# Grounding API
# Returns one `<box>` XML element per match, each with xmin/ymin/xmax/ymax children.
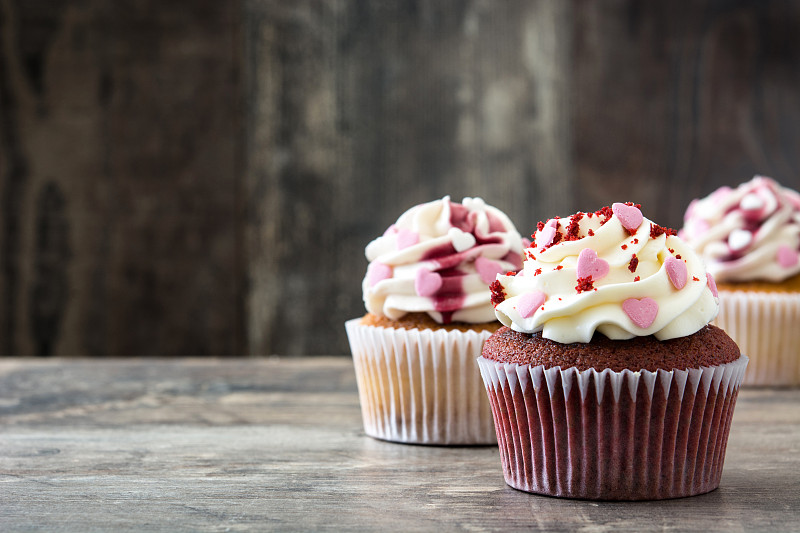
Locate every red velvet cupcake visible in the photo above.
<box><xmin>478</xmin><ymin>204</ymin><xmax>748</xmax><ymax>500</ymax></box>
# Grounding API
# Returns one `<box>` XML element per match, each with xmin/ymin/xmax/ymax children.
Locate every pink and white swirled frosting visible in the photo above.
<box><xmin>492</xmin><ymin>204</ymin><xmax>720</xmax><ymax>343</ymax></box>
<box><xmin>363</xmin><ymin>196</ymin><xmax>525</xmax><ymax>324</ymax></box>
<box><xmin>680</xmin><ymin>176</ymin><xmax>800</xmax><ymax>282</ymax></box>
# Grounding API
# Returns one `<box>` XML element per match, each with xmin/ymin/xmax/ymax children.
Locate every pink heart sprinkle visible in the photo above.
<box><xmin>536</xmin><ymin>220</ymin><xmax>558</xmax><ymax>249</ymax></box>
<box><xmin>777</xmin><ymin>245</ymin><xmax>799</xmax><ymax>269</ymax></box>
<box><xmin>475</xmin><ymin>257</ymin><xmax>505</xmax><ymax>284</ymax></box>
<box><xmin>612</xmin><ymin>203</ymin><xmax>644</xmax><ymax>233</ymax></box>
<box><xmin>576</xmin><ymin>248</ymin><xmax>609</xmax><ymax>281</ymax></box>
<box><xmin>367</xmin><ymin>262</ymin><xmax>392</xmax><ymax>287</ymax></box>
<box><xmin>415</xmin><ymin>269</ymin><xmax>442</xmax><ymax>297</ymax></box>
<box><xmin>622</xmin><ymin>297</ymin><xmax>658</xmax><ymax>329</ymax></box>
<box><xmin>707</xmin><ymin>273</ymin><xmax>718</xmax><ymax>297</ymax></box>
<box><xmin>396</xmin><ymin>229</ymin><xmax>419</xmax><ymax>250</ymax></box>
<box><xmin>517</xmin><ymin>291</ymin><xmax>546</xmax><ymax>319</ymax></box>
<box><xmin>665</xmin><ymin>257</ymin><xmax>687</xmax><ymax>290</ymax></box>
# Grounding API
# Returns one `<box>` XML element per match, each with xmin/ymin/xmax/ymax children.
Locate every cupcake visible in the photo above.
<box><xmin>681</xmin><ymin>176</ymin><xmax>800</xmax><ymax>386</ymax></box>
<box><xmin>345</xmin><ymin>196</ymin><xmax>525</xmax><ymax>444</ymax></box>
<box><xmin>478</xmin><ymin>204</ymin><xmax>748</xmax><ymax>499</ymax></box>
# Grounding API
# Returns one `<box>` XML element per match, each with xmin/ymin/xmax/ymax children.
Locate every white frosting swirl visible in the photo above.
<box><xmin>680</xmin><ymin>176</ymin><xmax>800</xmax><ymax>282</ymax></box>
<box><xmin>494</xmin><ymin>205</ymin><xmax>719</xmax><ymax>343</ymax></box>
<box><xmin>363</xmin><ymin>196</ymin><xmax>525</xmax><ymax>324</ymax></box>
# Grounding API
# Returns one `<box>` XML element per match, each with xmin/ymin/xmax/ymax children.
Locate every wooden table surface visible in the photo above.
<box><xmin>1</xmin><ymin>357</ymin><xmax>798</xmax><ymax>532</ymax></box>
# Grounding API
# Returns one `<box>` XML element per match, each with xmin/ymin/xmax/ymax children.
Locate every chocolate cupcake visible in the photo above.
<box><xmin>478</xmin><ymin>204</ymin><xmax>748</xmax><ymax>499</ymax></box>
<box><xmin>681</xmin><ymin>176</ymin><xmax>800</xmax><ymax>385</ymax></box>
<box><xmin>346</xmin><ymin>196</ymin><xmax>525</xmax><ymax>444</ymax></box>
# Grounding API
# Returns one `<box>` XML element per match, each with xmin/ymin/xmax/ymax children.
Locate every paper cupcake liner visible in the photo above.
<box><xmin>345</xmin><ymin>318</ymin><xmax>496</xmax><ymax>445</ymax></box>
<box><xmin>477</xmin><ymin>355</ymin><xmax>748</xmax><ymax>500</ymax></box>
<box><xmin>714</xmin><ymin>290</ymin><xmax>800</xmax><ymax>386</ymax></box>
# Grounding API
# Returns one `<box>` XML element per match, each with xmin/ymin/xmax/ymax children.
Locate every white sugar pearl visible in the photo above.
<box><xmin>728</xmin><ymin>229</ymin><xmax>753</xmax><ymax>251</ymax></box>
<box><xmin>740</xmin><ymin>193</ymin><xmax>764</xmax><ymax>211</ymax></box>
<box><xmin>448</xmin><ymin>227</ymin><xmax>476</xmax><ymax>252</ymax></box>
<box><xmin>461</xmin><ymin>197</ymin><xmax>486</xmax><ymax>211</ymax></box>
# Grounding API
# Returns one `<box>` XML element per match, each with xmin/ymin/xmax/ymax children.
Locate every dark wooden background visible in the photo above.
<box><xmin>1</xmin><ymin>1</ymin><xmax>799</xmax><ymax>355</ymax></box>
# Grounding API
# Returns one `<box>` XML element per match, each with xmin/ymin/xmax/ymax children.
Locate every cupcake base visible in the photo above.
<box><xmin>714</xmin><ymin>290</ymin><xmax>800</xmax><ymax>386</ymax></box>
<box><xmin>478</xmin><ymin>355</ymin><xmax>748</xmax><ymax>500</ymax></box>
<box><xmin>346</xmin><ymin>318</ymin><xmax>496</xmax><ymax>445</ymax></box>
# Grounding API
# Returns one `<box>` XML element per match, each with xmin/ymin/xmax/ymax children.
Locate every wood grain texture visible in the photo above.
<box><xmin>247</xmin><ymin>0</ymin><xmax>800</xmax><ymax>355</ymax></box>
<box><xmin>0</xmin><ymin>1</ymin><xmax>244</xmax><ymax>355</ymax></box>
<box><xmin>573</xmin><ymin>0</ymin><xmax>800</xmax><ymax>227</ymax></box>
<box><xmin>1</xmin><ymin>357</ymin><xmax>799</xmax><ymax>532</ymax></box>
<box><xmin>244</xmin><ymin>0</ymin><xmax>574</xmax><ymax>355</ymax></box>
<box><xmin>3</xmin><ymin>2</ymin><xmax>800</xmax><ymax>356</ymax></box>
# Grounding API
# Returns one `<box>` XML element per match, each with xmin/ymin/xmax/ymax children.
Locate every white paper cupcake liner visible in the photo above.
<box><xmin>715</xmin><ymin>290</ymin><xmax>800</xmax><ymax>386</ymax></box>
<box><xmin>477</xmin><ymin>354</ymin><xmax>748</xmax><ymax>500</ymax></box>
<box><xmin>345</xmin><ymin>318</ymin><xmax>496</xmax><ymax>445</ymax></box>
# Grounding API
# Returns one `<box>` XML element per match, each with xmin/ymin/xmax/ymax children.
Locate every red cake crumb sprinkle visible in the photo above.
<box><xmin>595</xmin><ymin>206</ymin><xmax>614</xmax><ymax>225</ymax></box>
<box><xmin>676</xmin><ymin>254</ymin><xmax>682</xmax><ymax>260</ymax></box>
<box><xmin>534</xmin><ymin>268</ymin><xmax>542</xmax><ymax>276</ymax></box>
<box><xmin>650</xmin><ymin>223</ymin><xmax>678</xmax><ymax>239</ymax></box>
<box><xmin>633</xmin><ymin>238</ymin><xmax>639</xmax><ymax>244</ymax></box>
<box><xmin>490</xmin><ymin>280</ymin><xmax>506</xmax><ymax>307</ymax></box>
<box><xmin>506</xmin><ymin>271</ymin><xmax>517</xmax><ymax>276</ymax></box>
<box><xmin>634</xmin><ymin>276</ymin><xmax>641</xmax><ymax>282</ymax></box>
<box><xmin>587</xmin><ymin>229</ymin><xmax>595</xmax><ymax>236</ymax></box>
<box><xmin>628</xmin><ymin>254</ymin><xmax>639</xmax><ymax>273</ymax></box>
<box><xmin>576</xmin><ymin>276</ymin><xmax>595</xmax><ymax>293</ymax></box>
<box><xmin>669</xmin><ymin>248</ymin><xmax>675</xmax><ymax>254</ymax></box>
<box><xmin>621</xmin><ymin>244</ymin><xmax>628</xmax><ymax>250</ymax></box>
<box><xmin>550</xmin><ymin>231</ymin><xmax>563</xmax><ymax>246</ymax></box>
<box><xmin>564</xmin><ymin>213</ymin><xmax>584</xmax><ymax>241</ymax></box>
<box><xmin>536</xmin><ymin>221</ymin><xmax>545</xmax><ymax>232</ymax></box>
<box><xmin>555</xmin><ymin>265</ymin><xmax>563</xmax><ymax>270</ymax></box>
<box><xmin>693</xmin><ymin>276</ymin><xmax>700</xmax><ymax>281</ymax></box>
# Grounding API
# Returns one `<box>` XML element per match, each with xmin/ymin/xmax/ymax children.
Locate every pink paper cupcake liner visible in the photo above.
<box><xmin>477</xmin><ymin>355</ymin><xmax>748</xmax><ymax>500</ymax></box>
<box><xmin>345</xmin><ymin>318</ymin><xmax>496</xmax><ymax>445</ymax></box>
<box><xmin>714</xmin><ymin>290</ymin><xmax>800</xmax><ymax>386</ymax></box>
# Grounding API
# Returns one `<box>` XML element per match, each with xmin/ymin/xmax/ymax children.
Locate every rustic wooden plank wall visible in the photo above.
<box><xmin>0</xmin><ymin>1</ymin><xmax>244</xmax><ymax>355</ymax></box>
<box><xmin>245</xmin><ymin>0</ymin><xmax>800</xmax><ymax>355</ymax></box>
<box><xmin>244</xmin><ymin>0</ymin><xmax>574</xmax><ymax>355</ymax></box>
<box><xmin>572</xmin><ymin>1</ymin><xmax>800</xmax><ymax>225</ymax></box>
<box><xmin>1</xmin><ymin>1</ymin><xmax>799</xmax><ymax>355</ymax></box>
